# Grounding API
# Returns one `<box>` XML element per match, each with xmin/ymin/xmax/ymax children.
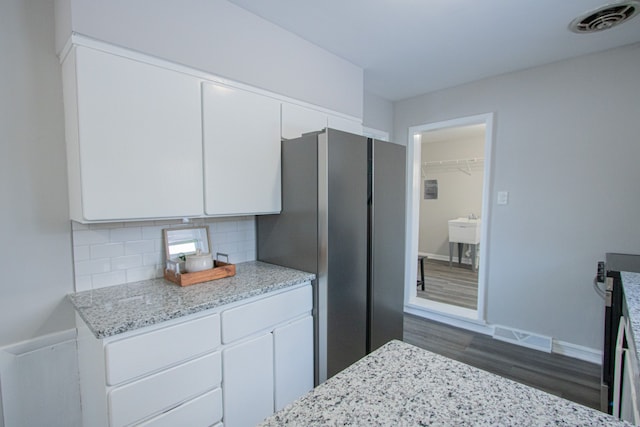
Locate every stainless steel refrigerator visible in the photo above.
<box><xmin>257</xmin><ymin>128</ymin><xmax>406</xmax><ymax>384</ymax></box>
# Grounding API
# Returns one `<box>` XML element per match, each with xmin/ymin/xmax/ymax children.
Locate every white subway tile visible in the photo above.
<box><xmin>92</xmin><ymin>271</ymin><xmax>126</xmax><ymax>289</ymax></box>
<box><xmin>75</xmin><ymin>258</ymin><xmax>110</xmax><ymax>276</ymax></box>
<box><xmin>154</xmin><ymin>239</ymin><xmax>165</xmax><ymax>253</ymax></box>
<box><xmin>73</xmin><ymin>229</ymin><xmax>110</xmax><ymax>246</ymax></box>
<box><xmin>125</xmin><ymin>240</ymin><xmax>155</xmax><ymax>255</ymax></box>
<box><xmin>142</xmin><ymin>225</ymin><xmax>166</xmax><ymax>240</ymax></box>
<box><xmin>73</xmin><ymin>245</ymin><xmax>90</xmax><ymax>262</ymax></box>
<box><xmin>143</xmin><ymin>252</ymin><xmax>163</xmax><ymax>266</ymax></box>
<box><xmin>74</xmin><ymin>275</ymin><xmax>92</xmax><ymax>292</ymax></box>
<box><xmin>126</xmin><ymin>265</ymin><xmax>162</xmax><ymax>282</ymax></box>
<box><xmin>71</xmin><ymin>221</ymin><xmax>89</xmax><ymax>231</ymax></box>
<box><xmin>90</xmin><ymin>243</ymin><xmax>124</xmax><ymax>259</ymax></box>
<box><xmin>124</xmin><ymin>220</ymin><xmax>154</xmax><ymax>227</ymax></box>
<box><xmin>110</xmin><ymin>227</ymin><xmax>142</xmax><ymax>242</ymax></box>
<box><xmin>211</xmin><ymin>220</ymin><xmax>237</xmax><ymax>233</ymax></box>
<box><xmin>154</xmin><ymin>219</ymin><xmax>183</xmax><ymax>226</ymax></box>
<box><xmin>90</xmin><ymin>222</ymin><xmax>125</xmax><ymax>229</ymax></box>
<box><xmin>112</xmin><ymin>254</ymin><xmax>142</xmax><ymax>270</ymax></box>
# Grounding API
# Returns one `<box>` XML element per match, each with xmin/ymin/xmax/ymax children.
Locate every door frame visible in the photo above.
<box><xmin>404</xmin><ymin>113</ymin><xmax>494</xmax><ymax>326</ymax></box>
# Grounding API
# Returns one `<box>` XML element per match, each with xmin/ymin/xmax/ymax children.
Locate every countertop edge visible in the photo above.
<box><xmin>68</xmin><ymin>261</ymin><xmax>315</xmax><ymax>339</ymax></box>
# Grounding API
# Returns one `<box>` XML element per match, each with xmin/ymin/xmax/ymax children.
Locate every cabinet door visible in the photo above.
<box><xmin>202</xmin><ymin>82</ymin><xmax>281</xmax><ymax>215</ymax></box>
<box><xmin>73</xmin><ymin>46</ymin><xmax>203</xmax><ymax>220</ymax></box>
<box><xmin>281</xmin><ymin>102</ymin><xmax>327</xmax><ymax>140</ymax></box>
<box><xmin>222</xmin><ymin>334</ymin><xmax>274</xmax><ymax>427</ymax></box>
<box><xmin>273</xmin><ymin>316</ymin><xmax>314</xmax><ymax>410</ymax></box>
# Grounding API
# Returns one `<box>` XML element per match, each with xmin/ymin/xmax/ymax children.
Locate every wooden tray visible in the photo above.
<box><xmin>164</xmin><ymin>260</ymin><xmax>236</xmax><ymax>287</ymax></box>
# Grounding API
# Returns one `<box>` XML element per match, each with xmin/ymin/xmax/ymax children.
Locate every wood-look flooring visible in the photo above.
<box><xmin>417</xmin><ymin>258</ymin><xmax>478</xmax><ymax>310</ymax></box>
<box><xmin>403</xmin><ymin>313</ymin><xmax>602</xmax><ymax>410</ymax></box>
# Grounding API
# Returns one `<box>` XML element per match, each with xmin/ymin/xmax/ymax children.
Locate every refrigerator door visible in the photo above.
<box><xmin>257</xmin><ymin>133</ymin><xmax>319</xmax><ymax>274</ymax></box>
<box><xmin>370</xmin><ymin>139</ymin><xmax>406</xmax><ymax>351</ymax></box>
<box><xmin>324</xmin><ymin>129</ymin><xmax>369</xmax><ymax>378</ymax></box>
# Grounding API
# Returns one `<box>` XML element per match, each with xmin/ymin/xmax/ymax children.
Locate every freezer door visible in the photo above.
<box><xmin>370</xmin><ymin>139</ymin><xmax>406</xmax><ymax>351</ymax></box>
<box><xmin>257</xmin><ymin>133</ymin><xmax>319</xmax><ymax>274</ymax></box>
<box><xmin>324</xmin><ymin>129</ymin><xmax>369</xmax><ymax>378</ymax></box>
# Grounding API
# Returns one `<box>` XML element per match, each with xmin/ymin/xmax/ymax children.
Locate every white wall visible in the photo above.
<box><xmin>0</xmin><ymin>0</ymin><xmax>74</xmax><ymax>349</ymax></box>
<box><xmin>0</xmin><ymin>1</ymin><xmax>80</xmax><ymax>425</ymax></box>
<box><xmin>55</xmin><ymin>0</ymin><xmax>363</xmax><ymax>118</ymax></box>
<box><xmin>363</xmin><ymin>91</ymin><xmax>394</xmax><ymax>136</ymax></box>
<box><xmin>395</xmin><ymin>43</ymin><xmax>640</xmax><ymax>350</ymax></box>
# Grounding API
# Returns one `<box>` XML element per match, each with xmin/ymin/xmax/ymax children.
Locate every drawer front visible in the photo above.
<box><xmin>221</xmin><ymin>284</ymin><xmax>312</xmax><ymax>344</ymax></box>
<box><xmin>138</xmin><ymin>388</ymin><xmax>222</xmax><ymax>427</ymax></box>
<box><xmin>105</xmin><ymin>313</ymin><xmax>220</xmax><ymax>385</ymax></box>
<box><xmin>108</xmin><ymin>351</ymin><xmax>221</xmax><ymax>427</ymax></box>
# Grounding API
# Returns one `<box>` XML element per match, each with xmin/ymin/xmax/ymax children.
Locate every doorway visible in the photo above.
<box><xmin>404</xmin><ymin>113</ymin><xmax>493</xmax><ymax>326</ymax></box>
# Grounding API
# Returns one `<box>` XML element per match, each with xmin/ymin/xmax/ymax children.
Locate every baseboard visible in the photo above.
<box><xmin>552</xmin><ymin>339</ymin><xmax>602</xmax><ymax>365</ymax></box>
<box><xmin>493</xmin><ymin>325</ymin><xmax>552</xmax><ymax>353</ymax></box>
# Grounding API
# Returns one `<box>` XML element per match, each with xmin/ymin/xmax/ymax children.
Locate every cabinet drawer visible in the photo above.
<box><xmin>105</xmin><ymin>314</ymin><xmax>220</xmax><ymax>385</ymax></box>
<box><xmin>221</xmin><ymin>284</ymin><xmax>312</xmax><ymax>343</ymax></box>
<box><xmin>138</xmin><ymin>388</ymin><xmax>222</xmax><ymax>427</ymax></box>
<box><xmin>108</xmin><ymin>351</ymin><xmax>221</xmax><ymax>427</ymax></box>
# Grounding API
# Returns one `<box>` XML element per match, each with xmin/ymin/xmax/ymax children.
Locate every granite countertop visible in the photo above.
<box><xmin>622</xmin><ymin>271</ymin><xmax>640</xmax><ymax>362</ymax></box>
<box><xmin>261</xmin><ymin>340</ymin><xmax>629</xmax><ymax>426</ymax></box>
<box><xmin>68</xmin><ymin>261</ymin><xmax>315</xmax><ymax>339</ymax></box>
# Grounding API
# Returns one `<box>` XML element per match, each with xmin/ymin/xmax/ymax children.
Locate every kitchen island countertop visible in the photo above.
<box><xmin>260</xmin><ymin>340</ymin><xmax>629</xmax><ymax>426</ymax></box>
<box><xmin>68</xmin><ymin>260</ymin><xmax>315</xmax><ymax>339</ymax></box>
<box><xmin>622</xmin><ymin>271</ymin><xmax>640</xmax><ymax>363</ymax></box>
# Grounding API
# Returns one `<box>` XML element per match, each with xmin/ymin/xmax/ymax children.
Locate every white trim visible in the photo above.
<box><xmin>405</xmin><ymin>301</ymin><xmax>493</xmax><ymax>336</ymax></box>
<box><xmin>0</xmin><ymin>329</ymin><xmax>77</xmax><ymax>356</ymax></box>
<box><xmin>63</xmin><ymin>33</ymin><xmax>362</xmax><ymax>124</ymax></box>
<box><xmin>552</xmin><ymin>339</ymin><xmax>603</xmax><ymax>365</ymax></box>
<box><xmin>404</xmin><ymin>113</ymin><xmax>494</xmax><ymax>322</ymax></box>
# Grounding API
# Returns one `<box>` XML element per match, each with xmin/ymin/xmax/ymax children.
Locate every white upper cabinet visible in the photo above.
<box><xmin>202</xmin><ymin>82</ymin><xmax>282</xmax><ymax>215</ymax></box>
<box><xmin>63</xmin><ymin>46</ymin><xmax>204</xmax><ymax>221</ymax></box>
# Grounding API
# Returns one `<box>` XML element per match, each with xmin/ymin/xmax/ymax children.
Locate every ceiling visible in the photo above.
<box><xmin>227</xmin><ymin>0</ymin><xmax>640</xmax><ymax>101</ymax></box>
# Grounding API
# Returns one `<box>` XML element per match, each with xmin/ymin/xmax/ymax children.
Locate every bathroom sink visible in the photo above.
<box><xmin>448</xmin><ymin>217</ymin><xmax>481</xmax><ymax>244</ymax></box>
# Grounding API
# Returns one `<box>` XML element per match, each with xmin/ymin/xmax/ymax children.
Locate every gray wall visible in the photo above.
<box><xmin>0</xmin><ymin>0</ymin><xmax>74</xmax><ymax>348</ymax></box>
<box><xmin>363</xmin><ymin>90</ymin><xmax>394</xmax><ymax>136</ymax></box>
<box><xmin>0</xmin><ymin>1</ymin><xmax>80</xmax><ymax>425</ymax></box>
<box><xmin>55</xmin><ymin>0</ymin><xmax>363</xmax><ymax>118</ymax></box>
<box><xmin>395</xmin><ymin>43</ymin><xmax>640</xmax><ymax>350</ymax></box>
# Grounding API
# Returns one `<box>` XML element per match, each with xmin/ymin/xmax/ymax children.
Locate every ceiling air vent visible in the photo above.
<box><xmin>569</xmin><ymin>1</ymin><xmax>640</xmax><ymax>33</ymax></box>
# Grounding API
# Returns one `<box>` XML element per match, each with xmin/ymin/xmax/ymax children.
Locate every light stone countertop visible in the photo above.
<box><xmin>260</xmin><ymin>340</ymin><xmax>629</xmax><ymax>426</ymax></box>
<box><xmin>68</xmin><ymin>261</ymin><xmax>315</xmax><ymax>339</ymax></box>
<box><xmin>622</xmin><ymin>271</ymin><xmax>640</xmax><ymax>364</ymax></box>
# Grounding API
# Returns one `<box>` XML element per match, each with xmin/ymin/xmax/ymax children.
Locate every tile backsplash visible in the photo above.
<box><xmin>71</xmin><ymin>217</ymin><xmax>256</xmax><ymax>292</ymax></box>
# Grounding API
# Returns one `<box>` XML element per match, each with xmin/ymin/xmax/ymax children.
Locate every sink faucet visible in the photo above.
<box><xmin>468</xmin><ymin>213</ymin><xmax>478</xmax><ymax>220</ymax></box>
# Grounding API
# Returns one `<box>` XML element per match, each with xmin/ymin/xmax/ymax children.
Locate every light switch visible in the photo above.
<box><xmin>497</xmin><ymin>191</ymin><xmax>509</xmax><ymax>205</ymax></box>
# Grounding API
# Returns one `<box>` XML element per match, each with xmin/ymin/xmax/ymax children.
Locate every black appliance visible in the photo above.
<box><xmin>601</xmin><ymin>253</ymin><xmax>640</xmax><ymax>414</ymax></box>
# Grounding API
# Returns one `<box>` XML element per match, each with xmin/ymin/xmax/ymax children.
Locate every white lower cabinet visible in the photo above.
<box><xmin>274</xmin><ymin>316</ymin><xmax>314</xmax><ymax>411</ymax></box>
<box><xmin>223</xmin><ymin>334</ymin><xmax>275</xmax><ymax>427</ymax></box>
<box><xmin>76</xmin><ymin>283</ymin><xmax>313</xmax><ymax>427</ymax></box>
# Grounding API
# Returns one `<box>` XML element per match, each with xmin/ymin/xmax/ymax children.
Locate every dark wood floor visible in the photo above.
<box><xmin>417</xmin><ymin>258</ymin><xmax>478</xmax><ymax>310</ymax></box>
<box><xmin>403</xmin><ymin>313</ymin><xmax>602</xmax><ymax>410</ymax></box>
